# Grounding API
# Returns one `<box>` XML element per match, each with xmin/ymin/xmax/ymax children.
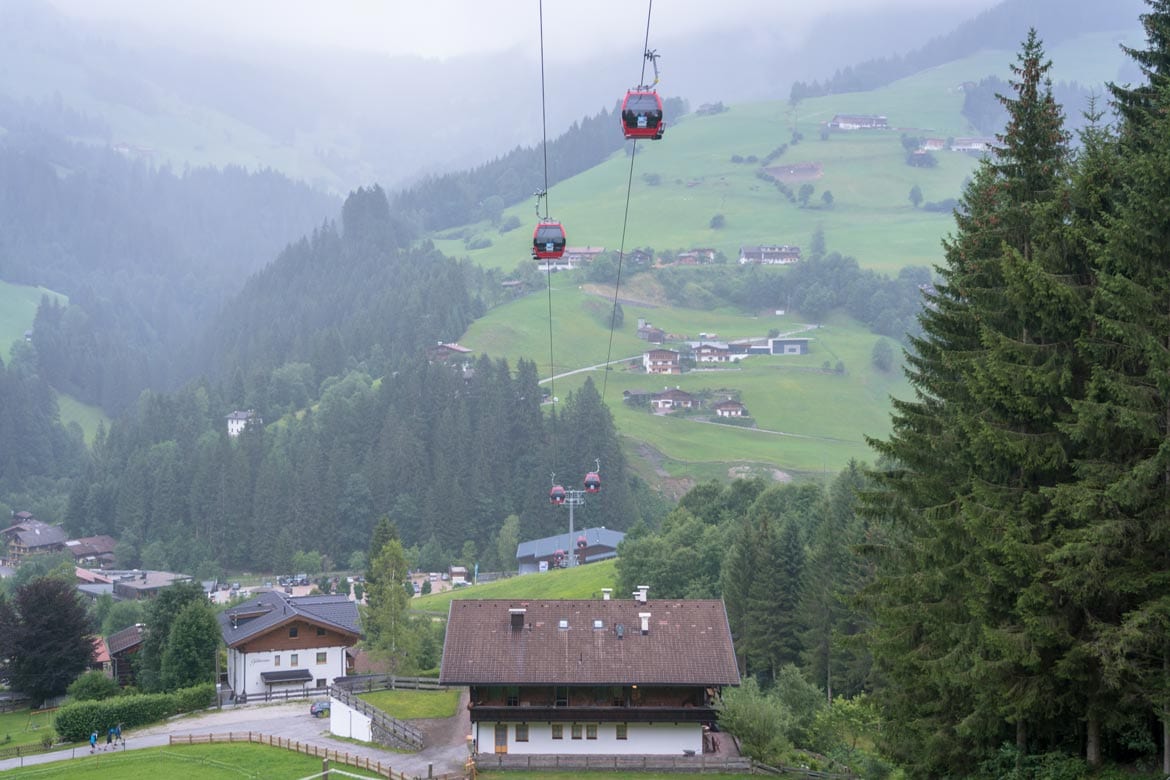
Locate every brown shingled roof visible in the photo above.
<box><xmin>440</xmin><ymin>599</ymin><xmax>740</xmax><ymax>687</ymax></box>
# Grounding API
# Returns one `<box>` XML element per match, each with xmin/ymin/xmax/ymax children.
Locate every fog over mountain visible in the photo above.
<box><xmin>4</xmin><ymin>0</ymin><xmax>1006</xmax><ymax>192</ymax></box>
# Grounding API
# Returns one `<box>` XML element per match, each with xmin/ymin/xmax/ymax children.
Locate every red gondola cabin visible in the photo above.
<box><xmin>621</xmin><ymin>90</ymin><xmax>665</xmax><ymax>140</ymax></box>
<box><xmin>549</xmin><ymin>484</ymin><xmax>566</xmax><ymax>505</ymax></box>
<box><xmin>584</xmin><ymin>472</ymin><xmax>601</xmax><ymax>493</ymax></box>
<box><xmin>533</xmin><ymin>220</ymin><xmax>567</xmax><ymax>260</ymax></box>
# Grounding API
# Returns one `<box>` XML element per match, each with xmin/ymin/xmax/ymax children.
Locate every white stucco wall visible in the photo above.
<box><xmin>329</xmin><ymin>695</ymin><xmax>372</xmax><ymax>742</ymax></box>
<box><xmin>226</xmin><ymin>645</ymin><xmax>346</xmax><ymax>698</ymax></box>
<box><xmin>474</xmin><ymin>721</ymin><xmax>701</xmax><ymax>756</ymax></box>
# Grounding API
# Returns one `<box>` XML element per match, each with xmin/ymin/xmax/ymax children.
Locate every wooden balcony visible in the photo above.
<box><xmin>469</xmin><ymin>704</ymin><xmax>716</xmax><ymax>724</ymax></box>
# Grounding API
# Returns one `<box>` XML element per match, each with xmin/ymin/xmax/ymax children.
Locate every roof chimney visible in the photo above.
<box><xmin>509</xmin><ymin>608</ymin><xmax>526</xmax><ymax>631</ymax></box>
<box><xmin>634</xmin><ymin>585</ymin><xmax>648</xmax><ymax>604</ymax></box>
<box><xmin>639</xmin><ymin>612</ymin><xmax>651</xmax><ymax>635</ymax></box>
<box><xmin>601</xmin><ymin>588</ymin><xmax>612</xmax><ymax>601</ymax></box>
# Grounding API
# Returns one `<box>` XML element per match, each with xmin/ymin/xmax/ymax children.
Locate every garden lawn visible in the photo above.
<box><xmin>411</xmin><ymin>559</ymin><xmax>618</xmax><ymax>613</ymax></box>
<box><xmin>356</xmin><ymin>689</ymin><xmax>460</xmax><ymax>720</ymax></box>
<box><xmin>0</xmin><ymin>743</ymin><xmax>383</xmax><ymax>778</ymax></box>
<box><xmin>0</xmin><ymin>708</ymin><xmax>58</xmax><ymax>752</ymax></box>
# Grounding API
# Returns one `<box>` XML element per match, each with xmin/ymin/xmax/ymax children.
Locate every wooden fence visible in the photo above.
<box><xmin>333</xmin><ymin>674</ymin><xmax>446</xmax><ymax>694</ymax></box>
<box><xmin>235</xmin><ymin>687</ymin><xmax>320</xmax><ymax>705</ymax></box>
<box><xmin>329</xmin><ymin>685</ymin><xmax>424</xmax><ymax>750</ymax></box>
<box><xmin>168</xmin><ymin>732</ymin><xmax>463</xmax><ymax>780</ymax></box>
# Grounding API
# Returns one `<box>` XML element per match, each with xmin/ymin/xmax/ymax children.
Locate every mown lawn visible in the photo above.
<box><xmin>0</xmin><ymin>707</ymin><xmax>58</xmax><ymax>752</ymax></box>
<box><xmin>0</xmin><ymin>280</ymin><xmax>65</xmax><ymax>364</ymax></box>
<box><xmin>357</xmin><ymin>689</ymin><xmax>461</xmax><ymax>720</ymax></box>
<box><xmin>0</xmin><ymin>743</ymin><xmax>384</xmax><ymax>779</ymax></box>
<box><xmin>412</xmin><ymin>559</ymin><xmax>619</xmax><ymax>613</ymax></box>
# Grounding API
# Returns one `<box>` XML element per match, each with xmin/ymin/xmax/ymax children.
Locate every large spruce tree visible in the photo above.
<box><xmin>863</xmin><ymin>30</ymin><xmax>1092</xmax><ymax>774</ymax></box>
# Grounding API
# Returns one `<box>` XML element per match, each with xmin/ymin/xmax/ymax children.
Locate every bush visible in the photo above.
<box><xmin>53</xmin><ymin>683</ymin><xmax>214</xmax><ymax>742</ymax></box>
<box><xmin>67</xmin><ymin>671</ymin><xmax>120</xmax><ymax>702</ymax></box>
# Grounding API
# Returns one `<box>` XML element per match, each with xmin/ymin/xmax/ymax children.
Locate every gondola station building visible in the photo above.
<box><xmin>440</xmin><ymin>590</ymin><xmax>739</xmax><ymax>757</ymax></box>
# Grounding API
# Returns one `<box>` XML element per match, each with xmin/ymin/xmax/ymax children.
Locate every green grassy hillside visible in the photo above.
<box><xmin>412</xmin><ymin>559</ymin><xmax>619</xmax><ymax>613</ymax></box>
<box><xmin>0</xmin><ymin>279</ymin><xmax>63</xmax><ymax>363</ymax></box>
<box><xmin>449</xmin><ymin>32</ymin><xmax>1135</xmax><ymax>483</ymax></box>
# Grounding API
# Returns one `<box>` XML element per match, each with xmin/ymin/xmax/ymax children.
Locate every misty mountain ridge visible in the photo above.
<box><xmin>2</xmin><ymin>0</ymin><xmax>1128</xmax><ymax>194</ymax></box>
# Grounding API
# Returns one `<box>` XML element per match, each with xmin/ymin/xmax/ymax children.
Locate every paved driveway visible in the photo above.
<box><xmin>0</xmin><ymin>690</ymin><xmax>472</xmax><ymax>776</ymax></box>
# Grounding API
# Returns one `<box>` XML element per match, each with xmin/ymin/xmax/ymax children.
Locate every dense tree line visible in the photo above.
<box><xmin>66</xmin><ymin>348</ymin><xmax>638</xmax><ymax>577</ymax></box>
<box><xmin>0</xmin><ymin>343</ymin><xmax>87</xmax><ymax>521</ymax></box>
<box><xmin>651</xmin><ymin>247</ymin><xmax>930</xmax><ymax>342</ymax></box>
<box><xmin>390</xmin><ymin>98</ymin><xmax>687</xmax><ymax>235</ymax></box>
<box><xmin>961</xmin><ymin>74</ymin><xmax>1099</xmax><ymax>136</ymax></box>
<box><xmin>860</xmin><ymin>16</ymin><xmax>1170</xmax><ymax>774</ymax></box>
<box><xmin>789</xmin><ymin>0</ymin><xmax>1142</xmax><ymax>101</ymax></box>
<box><xmin>0</xmin><ymin>132</ymin><xmax>338</xmax><ymax>412</ymax></box>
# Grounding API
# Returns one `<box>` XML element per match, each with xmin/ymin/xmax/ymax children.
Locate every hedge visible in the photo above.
<box><xmin>53</xmin><ymin>683</ymin><xmax>215</xmax><ymax>742</ymax></box>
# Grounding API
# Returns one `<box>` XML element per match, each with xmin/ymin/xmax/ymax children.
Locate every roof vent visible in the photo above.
<box><xmin>639</xmin><ymin>612</ymin><xmax>651</xmax><ymax>635</ymax></box>
<box><xmin>509</xmin><ymin>608</ymin><xmax>526</xmax><ymax>631</ymax></box>
<box><xmin>593</xmin><ymin>618</ymin><xmax>604</xmax><ymax>630</ymax></box>
<box><xmin>616</xmin><ymin>623</ymin><xmax>624</xmax><ymax>640</ymax></box>
<box><xmin>601</xmin><ymin>588</ymin><xmax>612</xmax><ymax>601</ymax></box>
<box><xmin>558</xmin><ymin>618</ymin><xmax>569</xmax><ymax>630</ymax></box>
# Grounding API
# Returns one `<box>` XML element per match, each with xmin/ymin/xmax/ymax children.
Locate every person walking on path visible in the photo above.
<box><xmin>114</xmin><ymin>723</ymin><xmax>123</xmax><ymax>746</ymax></box>
<box><xmin>106</xmin><ymin>727</ymin><xmax>114</xmax><ymax>750</ymax></box>
<box><xmin>88</xmin><ymin>732</ymin><xmax>97</xmax><ymax>753</ymax></box>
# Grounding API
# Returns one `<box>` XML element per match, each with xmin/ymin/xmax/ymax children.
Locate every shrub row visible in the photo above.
<box><xmin>53</xmin><ymin>683</ymin><xmax>215</xmax><ymax>742</ymax></box>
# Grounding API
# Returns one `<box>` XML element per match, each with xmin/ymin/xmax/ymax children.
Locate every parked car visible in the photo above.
<box><xmin>310</xmin><ymin>700</ymin><xmax>330</xmax><ymax>718</ymax></box>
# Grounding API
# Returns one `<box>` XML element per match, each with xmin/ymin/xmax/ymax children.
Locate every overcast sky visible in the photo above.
<box><xmin>46</xmin><ymin>0</ymin><xmax>1000</xmax><ymax>62</ymax></box>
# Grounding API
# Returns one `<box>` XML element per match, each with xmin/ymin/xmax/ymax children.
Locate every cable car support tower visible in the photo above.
<box><xmin>549</xmin><ymin>460</ymin><xmax>601</xmax><ymax>568</ymax></box>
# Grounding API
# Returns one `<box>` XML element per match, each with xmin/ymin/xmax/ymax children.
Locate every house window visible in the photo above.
<box><xmin>317</xmin><ymin>627</ymin><xmax>326</xmax><ymax>636</ymax></box>
<box><xmin>558</xmin><ymin>618</ymin><xmax>569</xmax><ymax>630</ymax></box>
<box><xmin>290</xmin><ymin>654</ymin><xmax>299</xmax><ymax>667</ymax></box>
<box><xmin>316</xmin><ymin>652</ymin><xmax>327</xmax><ymax>664</ymax></box>
<box><xmin>515</xmin><ymin>723</ymin><xmax>528</xmax><ymax>742</ymax></box>
<box><xmin>616</xmin><ymin>723</ymin><xmax>628</xmax><ymax>740</ymax></box>
<box><xmin>551</xmin><ymin>724</ymin><xmax>563</xmax><ymax>740</ymax></box>
<box><xmin>316</xmin><ymin>678</ymin><xmax>327</xmax><ymax>689</ymax></box>
<box><xmin>273</xmin><ymin>655</ymin><xmax>281</xmax><ymax>667</ymax></box>
<box><xmin>289</xmin><ymin>627</ymin><xmax>298</xmax><ymax>638</ymax></box>
<box><xmin>506</xmin><ymin>686</ymin><xmax>519</xmax><ymax>707</ymax></box>
<box><xmin>586</xmin><ymin>724</ymin><xmax>597</xmax><ymax>740</ymax></box>
<box><xmin>554</xmin><ymin>686</ymin><xmax>568</xmax><ymax>707</ymax></box>
<box><xmin>571</xmin><ymin>723</ymin><xmax>582</xmax><ymax>740</ymax></box>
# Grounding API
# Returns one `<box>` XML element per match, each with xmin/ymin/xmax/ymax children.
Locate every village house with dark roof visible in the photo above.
<box><xmin>226</xmin><ymin>409</ymin><xmax>261</xmax><ymax>437</ymax></box>
<box><xmin>827</xmin><ymin>113</ymin><xmax>889</xmax><ymax>130</ymax></box>
<box><xmin>65</xmin><ymin>535</ymin><xmax>118</xmax><ymax>566</ymax></box>
<box><xmin>713</xmin><ymin>400</ymin><xmax>748</xmax><ymax>418</ymax></box>
<box><xmin>440</xmin><ymin>591</ymin><xmax>739</xmax><ymax>757</ymax></box>
<box><xmin>643</xmin><ymin>349</ymin><xmax>680</xmax><ymax>375</ymax></box>
<box><xmin>106</xmin><ymin>623</ymin><xmax>146</xmax><ymax>686</ymax></box>
<box><xmin>651</xmin><ymin>388</ymin><xmax>697</xmax><ymax>412</ymax></box>
<box><xmin>218</xmin><ymin>590</ymin><xmax>361</xmax><ymax>702</ymax></box>
<box><xmin>738</xmin><ymin>245</ymin><xmax>802</xmax><ymax>265</ymax></box>
<box><xmin>1</xmin><ymin>515</ymin><xmax>68</xmax><ymax>564</ymax></box>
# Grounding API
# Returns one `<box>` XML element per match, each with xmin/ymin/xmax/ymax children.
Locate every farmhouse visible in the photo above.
<box><xmin>426</xmin><ymin>342</ymin><xmax>473</xmax><ymax>363</ymax></box>
<box><xmin>65</xmin><ymin>535</ymin><xmax>118</xmax><ymax>566</ymax></box>
<box><xmin>643</xmin><ymin>349</ymin><xmax>680</xmax><ymax>375</ymax></box>
<box><xmin>827</xmin><ymin>113</ymin><xmax>889</xmax><ymax>130</ymax></box>
<box><xmin>226</xmin><ymin>410</ymin><xmax>261</xmax><ymax>437</ymax></box>
<box><xmin>107</xmin><ymin>623</ymin><xmax>146</xmax><ymax>686</ymax></box>
<box><xmin>651</xmin><ymin>388</ymin><xmax>697</xmax><ymax>412</ymax></box>
<box><xmin>689</xmin><ymin>341</ymin><xmax>747</xmax><ymax>364</ymax></box>
<box><xmin>714</xmin><ymin>400</ymin><xmax>748</xmax><ymax>418</ymax></box>
<box><xmin>440</xmin><ymin>592</ymin><xmax>740</xmax><ymax>757</ymax></box>
<box><xmin>738</xmin><ymin>245</ymin><xmax>801</xmax><ymax>265</ymax></box>
<box><xmin>1</xmin><ymin>515</ymin><xmax>68</xmax><ymax>564</ymax></box>
<box><xmin>563</xmin><ymin>246</ymin><xmax>605</xmax><ymax>264</ymax></box>
<box><xmin>951</xmin><ymin>136</ymin><xmax>997</xmax><ymax>152</ymax></box>
<box><xmin>515</xmin><ymin>527</ymin><xmax>626</xmax><ymax>575</ymax></box>
<box><xmin>218</xmin><ymin>590</ymin><xmax>361</xmax><ymax>703</ymax></box>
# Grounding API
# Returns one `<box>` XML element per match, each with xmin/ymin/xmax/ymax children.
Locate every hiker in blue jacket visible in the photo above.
<box><xmin>89</xmin><ymin>731</ymin><xmax>97</xmax><ymax>753</ymax></box>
